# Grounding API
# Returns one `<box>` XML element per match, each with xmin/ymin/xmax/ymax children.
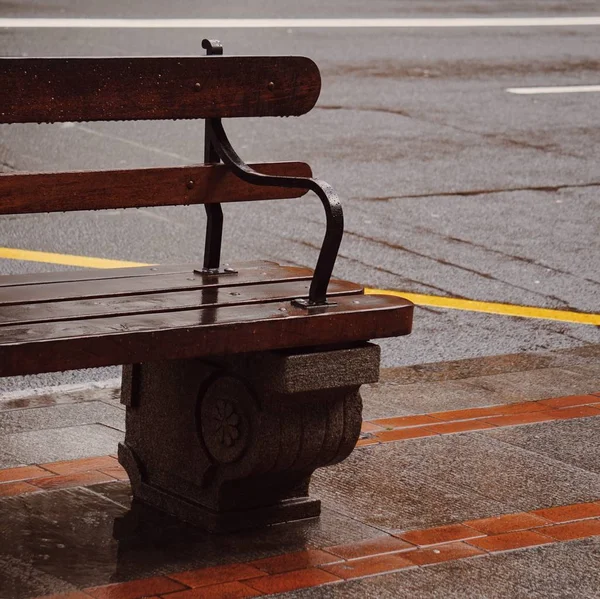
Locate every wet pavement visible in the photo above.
<box><xmin>0</xmin><ymin>344</ymin><xmax>599</xmax><ymax>598</ymax></box>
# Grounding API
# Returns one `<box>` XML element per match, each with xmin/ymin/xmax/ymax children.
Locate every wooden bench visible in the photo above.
<box><xmin>0</xmin><ymin>40</ymin><xmax>413</xmax><ymax>532</ymax></box>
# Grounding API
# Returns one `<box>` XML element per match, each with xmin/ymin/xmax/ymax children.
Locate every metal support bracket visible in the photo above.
<box><xmin>202</xmin><ymin>39</ymin><xmax>226</xmax><ymax>274</ymax></box>
<box><xmin>199</xmin><ymin>38</ymin><xmax>344</xmax><ymax>307</ymax></box>
<box><xmin>193</xmin><ymin>267</ymin><xmax>238</xmax><ymax>276</ymax></box>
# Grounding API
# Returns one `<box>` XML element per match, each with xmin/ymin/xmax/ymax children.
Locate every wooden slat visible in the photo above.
<box><xmin>0</xmin><ymin>279</ymin><xmax>362</xmax><ymax>326</ymax></box>
<box><xmin>0</xmin><ymin>162</ymin><xmax>311</xmax><ymax>215</ymax></box>
<box><xmin>0</xmin><ymin>263</ymin><xmax>315</xmax><ymax>306</ymax></box>
<box><xmin>0</xmin><ymin>294</ymin><xmax>414</xmax><ymax>377</ymax></box>
<box><xmin>0</xmin><ymin>261</ymin><xmax>273</xmax><ymax>288</ymax></box>
<box><xmin>0</xmin><ymin>56</ymin><xmax>321</xmax><ymax>123</ymax></box>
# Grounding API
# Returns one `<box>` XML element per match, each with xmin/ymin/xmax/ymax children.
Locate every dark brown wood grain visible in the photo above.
<box><xmin>0</xmin><ymin>56</ymin><xmax>321</xmax><ymax>123</ymax></box>
<box><xmin>0</xmin><ymin>262</ymin><xmax>316</xmax><ymax>306</ymax></box>
<box><xmin>0</xmin><ymin>293</ymin><xmax>413</xmax><ymax>377</ymax></box>
<box><xmin>0</xmin><ymin>279</ymin><xmax>362</xmax><ymax>326</ymax></box>
<box><xmin>0</xmin><ymin>162</ymin><xmax>312</xmax><ymax>214</ymax></box>
<box><xmin>0</xmin><ymin>261</ymin><xmax>273</xmax><ymax>288</ymax></box>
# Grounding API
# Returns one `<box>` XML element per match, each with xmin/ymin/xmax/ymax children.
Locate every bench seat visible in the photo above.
<box><xmin>0</xmin><ymin>261</ymin><xmax>413</xmax><ymax>378</ymax></box>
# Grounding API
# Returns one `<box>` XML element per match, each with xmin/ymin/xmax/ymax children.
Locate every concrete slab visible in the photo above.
<box><xmin>1</xmin><ymin>424</ymin><xmax>123</xmax><ymax>464</ymax></box>
<box><xmin>312</xmin><ymin>434</ymin><xmax>600</xmax><ymax>530</ymax></box>
<box><xmin>485</xmin><ymin>417</ymin><xmax>600</xmax><ymax>474</ymax></box>
<box><xmin>0</xmin><ymin>401</ymin><xmax>125</xmax><ymax>435</ymax></box>
<box><xmin>363</xmin><ymin>365</ymin><xmax>600</xmax><ymax>419</ymax></box>
<box><xmin>312</xmin><ymin>443</ymin><xmax>511</xmax><ymax>530</ymax></box>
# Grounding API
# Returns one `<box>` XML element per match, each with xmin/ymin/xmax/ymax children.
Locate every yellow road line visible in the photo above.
<box><xmin>0</xmin><ymin>247</ymin><xmax>148</xmax><ymax>269</ymax></box>
<box><xmin>365</xmin><ymin>288</ymin><xmax>600</xmax><ymax>326</ymax></box>
<box><xmin>0</xmin><ymin>246</ymin><xmax>597</xmax><ymax>326</ymax></box>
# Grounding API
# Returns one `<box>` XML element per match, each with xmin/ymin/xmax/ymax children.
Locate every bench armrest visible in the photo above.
<box><xmin>208</xmin><ymin>118</ymin><xmax>344</xmax><ymax>306</ymax></box>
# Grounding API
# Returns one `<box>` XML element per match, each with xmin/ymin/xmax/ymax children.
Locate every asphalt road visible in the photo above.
<box><xmin>0</xmin><ymin>1</ymin><xmax>598</xmax><ymax>391</ymax></box>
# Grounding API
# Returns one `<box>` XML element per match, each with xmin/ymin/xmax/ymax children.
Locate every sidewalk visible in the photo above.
<box><xmin>1</xmin><ymin>344</ymin><xmax>599</xmax><ymax>599</ymax></box>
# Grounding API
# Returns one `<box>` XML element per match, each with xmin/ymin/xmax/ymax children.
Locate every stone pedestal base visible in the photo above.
<box><xmin>119</xmin><ymin>343</ymin><xmax>380</xmax><ymax>532</ymax></box>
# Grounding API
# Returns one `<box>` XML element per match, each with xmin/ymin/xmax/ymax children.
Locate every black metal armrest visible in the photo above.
<box><xmin>207</xmin><ymin>118</ymin><xmax>344</xmax><ymax>306</ymax></box>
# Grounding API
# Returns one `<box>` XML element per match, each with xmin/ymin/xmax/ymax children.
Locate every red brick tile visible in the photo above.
<box><xmin>246</xmin><ymin>568</ymin><xmax>340</xmax><ymax>594</ymax></box>
<box><xmin>495</xmin><ymin>401</ymin><xmax>546</xmax><ymax>414</ymax></box>
<box><xmin>404</xmin><ymin>542</ymin><xmax>485</xmax><ymax>566</ymax></box>
<box><xmin>374</xmin><ymin>428</ymin><xmax>437</xmax><ymax>442</ymax></box>
<box><xmin>34</xmin><ymin>471</ymin><xmax>115</xmax><ymax>490</ymax></box>
<box><xmin>0</xmin><ymin>481</ymin><xmax>40</xmax><ymax>497</ymax></box>
<box><xmin>165</xmin><ymin>581</ymin><xmax>262</xmax><ymax>599</ymax></box>
<box><xmin>531</xmin><ymin>502</ymin><xmax>600</xmax><ymax>523</ymax></box>
<box><xmin>428</xmin><ymin>406</ymin><xmax>505</xmax><ymax>421</ymax></box>
<box><xmin>545</xmin><ymin>406</ymin><xmax>600</xmax><ymax>420</ymax></box>
<box><xmin>464</xmin><ymin>512</ymin><xmax>550</xmax><ymax>535</ymax></box>
<box><xmin>0</xmin><ymin>465</ymin><xmax>51</xmax><ymax>483</ymax></box>
<box><xmin>322</xmin><ymin>554</ymin><xmax>413</xmax><ymax>580</ymax></box>
<box><xmin>86</xmin><ymin>576</ymin><xmax>186</xmax><ymax>599</ymax></box>
<box><xmin>41</xmin><ymin>456</ymin><xmax>119</xmax><ymax>475</ymax></box>
<box><xmin>99</xmin><ymin>466</ymin><xmax>129</xmax><ymax>481</ymax></box>
<box><xmin>169</xmin><ymin>563</ymin><xmax>265</xmax><ymax>588</ymax></box>
<box><xmin>538</xmin><ymin>519</ymin><xmax>600</xmax><ymax>541</ymax></box>
<box><xmin>371</xmin><ymin>415</ymin><xmax>439</xmax><ymax>428</ymax></box>
<box><xmin>325</xmin><ymin>536</ymin><xmax>415</xmax><ymax>560</ymax></box>
<box><xmin>425</xmin><ymin>420</ymin><xmax>495</xmax><ymax>435</ymax></box>
<box><xmin>355</xmin><ymin>438</ymin><xmax>380</xmax><ymax>448</ymax></box>
<box><xmin>469</xmin><ymin>531</ymin><xmax>552</xmax><ymax>552</ymax></box>
<box><xmin>361</xmin><ymin>421</ymin><xmax>385</xmax><ymax>433</ymax></box>
<box><xmin>249</xmin><ymin>550</ymin><xmax>340</xmax><ymax>575</ymax></box>
<box><xmin>538</xmin><ymin>394</ymin><xmax>600</xmax><ymax>409</ymax></box>
<box><xmin>34</xmin><ymin>593</ymin><xmax>95</xmax><ymax>599</ymax></box>
<box><xmin>483</xmin><ymin>412</ymin><xmax>556</xmax><ymax>427</ymax></box>
<box><xmin>399</xmin><ymin>524</ymin><xmax>485</xmax><ymax>546</ymax></box>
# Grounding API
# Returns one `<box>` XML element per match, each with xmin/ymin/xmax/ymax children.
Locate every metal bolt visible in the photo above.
<box><xmin>230</xmin><ymin>292</ymin><xmax>241</xmax><ymax>296</ymax></box>
<box><xmin>267</xmin><ymin>81</ymin><xmax>275</xmax><ymax>91</ymax></box>
<box><xmin>186</xmin><ymin>180</ymin><xmax>194</xmax><ymax>189</ymax></box>
<box><xmin>194</xmin><ymin>82</ymin><xmax>202</xmax><ymax>91</ymax></box>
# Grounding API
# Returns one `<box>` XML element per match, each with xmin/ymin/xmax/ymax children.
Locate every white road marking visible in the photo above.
<box><xmin>1</xmin><ymin>17</ymin><xmax>600</xmax><ymax>29</ymax></box>
<box><xmin>507</xmin><ymin>85</ymin><xmax>600</xmax><ymax>94</ymax></box>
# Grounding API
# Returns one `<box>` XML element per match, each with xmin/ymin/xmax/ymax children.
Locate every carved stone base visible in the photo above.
<box><xmin>119</xmin><ymin>343</ymin><xmax>380</xmax><ymax>532</ymax></box>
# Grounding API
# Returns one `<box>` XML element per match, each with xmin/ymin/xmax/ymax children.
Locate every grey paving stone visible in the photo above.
<box><xmin>0</xmin><ymin>385</ymin><xmax>121</xmax><ymax>413</ymax></box>
<box><xmin>1</xmin><ymin>424</ymin><xmax>123</xmax><ymax>464</ymax></box>
<box><xmin>312</xmin><ymin>443</ymin><xmax>511</xmax><ymax>531</ymax></box>
<box><xmin>0</xmin><ymin>487</ymin><xmax>125</xmax><ymax>589</ymax></box>
<box><xmin>0</xmin><ymin>450</ymin><xmax>19</xmax><ymax>469</ymax></box>
<box><xmin>362</xmin><ymin>365</ymin><xmax>600</xmax><ymax>420</ymax></box>
<box><xmin>0</xmin><ymin>401</ymin><xmax>125</xmax><ymax>435</ymax></box>
<box><xmin>379</xmin><ymin>345</ymin><xmax>600</xmax><ymax>386</ymax></box>
<box><xmin>563</xmin><ymin>364</ymin><xmax>600</xmax><ymax>380</ymax></box>
<box><xmin>361</xmin><ymin>378</ymin><xmax>506</xmax><ymax>420</ymax></box>
<box><xmin>387</xmin><ymin>433</ymin><xmax>600</xmax><ymax>512</ymax></box>
<box><xmin>0</xmin><ymin>555</ymin><xmax>80</xmax><ymax>599</ymax></box>
<box><xmin>484</xmin><ymin>417</ymin><xmax>600</xmax><ymax>475</ymax></box>
<box><xmin>460</xmin><ymin>367</ymin><xmax>600</xmax><ymax>404</ymax></box>
<box><xmin>466</xmin><ymin>537</ymin><xmax>600</xmax><ymax>599</ymax></box>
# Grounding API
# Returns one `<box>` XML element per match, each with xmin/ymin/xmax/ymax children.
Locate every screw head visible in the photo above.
<box><xmin>194</xmin><ymin>82</ymin><xmax>202</xmax><ymax>91</ymax></box>
<box><xmin>186</xmin><ymin>180</ymin><xmax>194</xmax><ymax>189</ymax></box>
<box><xmin>267</xmin><ymin>81</ymin><xmax>275</xmax><ymax>91</ymax></box>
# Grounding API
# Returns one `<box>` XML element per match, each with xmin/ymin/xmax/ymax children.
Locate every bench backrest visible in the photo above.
<box><xmin>0</xmin><ymin>51</ymin><xmax>320</xmax><ymax>214</ymax></box>
<box><xmin>0</xmin><ymin>41</ymin><xmax>342</xmax><ymax>305</ymax></box>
